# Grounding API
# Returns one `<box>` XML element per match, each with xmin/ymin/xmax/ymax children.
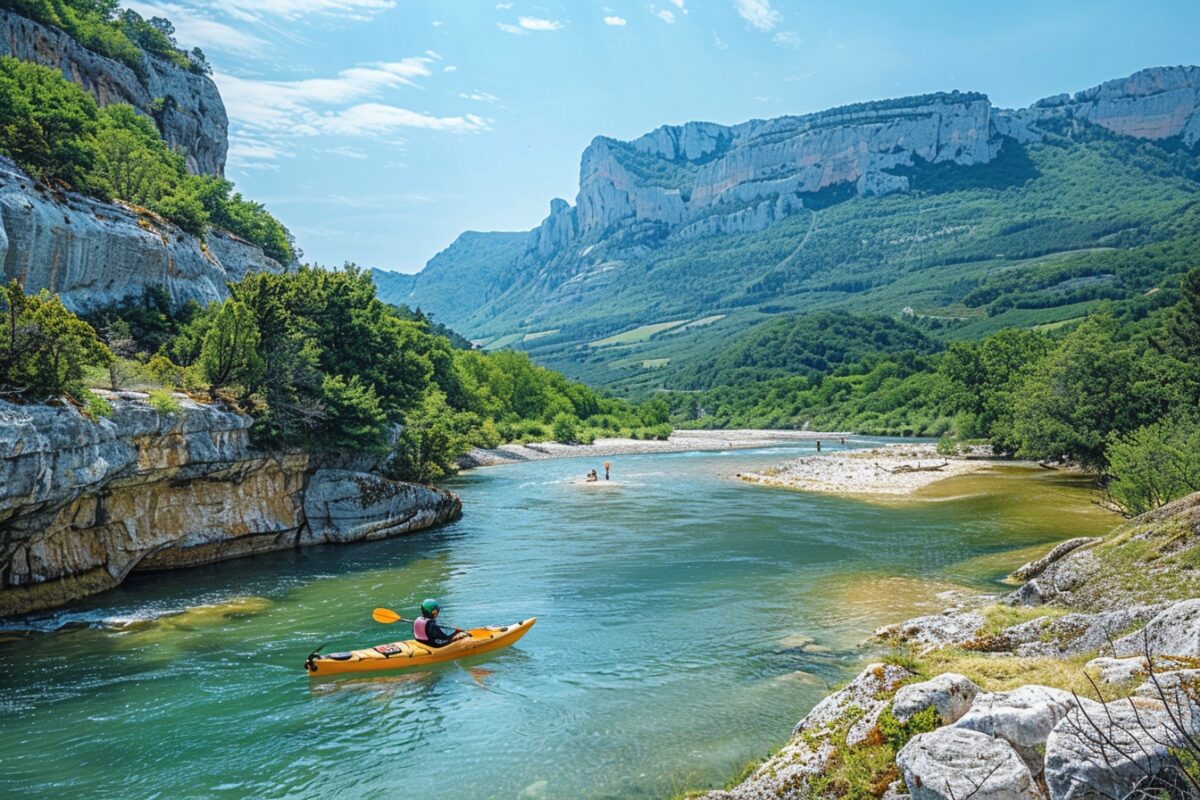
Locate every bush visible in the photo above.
<box><xmin>1104</xmin><ymin>414</ymin><xmax>1200</xmax><ymax>515</ymax></box>
<box><xmin>0</xmin><ymin>56</ymin><xmax>97</xmax><ymax>186</ymax></box>
<box><xmin>936</xmin><ymin>435</ymin><xmax>959</xmax><ymax>456</ymax></box>
<box><xmin>147</xmin><ymin>388</ymin><xmax>180</xmax><ymax>414</ymax></box>
<box><xmin>0</xmin><ymin>280</ymin><xmax>113</xmax><ymax>398</ymax></box>
<box><xmin>877</xmin><ymin>704</ymin><xmax>939</xmax><ymax>751</ymax></box>
<box><xmin>552</xmin><ymin>412</ymin><xmax>581</xmax><ymax>444</ymax></box>
<box><xmin>79</xmin><ymin>389</ymin><xmax>113</xmax><ymax>421</ymax></box>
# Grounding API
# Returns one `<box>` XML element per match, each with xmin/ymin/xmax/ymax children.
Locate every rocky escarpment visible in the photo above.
<box><xmin>0</xmin><ymin>157</ymin><xmax>283</xmax><ymax>311</ymax></box>
<box><xmin>0</xmin><ymin>9</ymin><xmax>228</xmax><ymax>175</ymax></box>
<box><xmin>0</xmin><ymin>396</ymin><xmax>462</xmax><ymax>618</ymax></box>
<box><xmin>402</xmin><ymin>66</ymin><xmax>1200</xmax><ymax>332</ymax></box>
<box><xmin>702</xmin><ymin>493</ymin><xmax>1200</xmax><ymax>799</ymax></box>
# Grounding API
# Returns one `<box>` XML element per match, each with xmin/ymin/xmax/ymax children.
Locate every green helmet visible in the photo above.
<box><xmin>421</xmin><ymin>598</ymin><xmax>440</xmax><ymax>615</ymax></box>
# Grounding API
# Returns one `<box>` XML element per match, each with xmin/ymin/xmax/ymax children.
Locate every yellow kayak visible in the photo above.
<box><xmin>304</xmin><ymin>617</ymin><xmax>536</xmax><ymax>677</ymax></box>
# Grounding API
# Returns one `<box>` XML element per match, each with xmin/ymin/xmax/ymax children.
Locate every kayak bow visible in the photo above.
<box><xmin>304</xmin><ymin>617</ymin><xmax>536</xmax><ymax>677</ymax></box>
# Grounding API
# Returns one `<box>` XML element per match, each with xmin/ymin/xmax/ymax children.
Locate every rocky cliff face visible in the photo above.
<box><xmin>0</xmin><ymin>157</ymin><xmax>282</xmax><ymax>312</ymax></box>
<box><xmin>404</xmin><ymin>66</ymin><xmax>1200</xmax><ymax>332</ymax></box>
<box><xmin>0</xmin><ymin>395</ymin><xmax>462</xmax><ymax>618</ymax></box>
<box><xmin>0</xmin><ymin>9</ymin><xmax>228</xmax><ymax>176</ymax></box>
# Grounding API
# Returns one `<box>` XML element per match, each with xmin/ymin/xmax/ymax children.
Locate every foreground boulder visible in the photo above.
<box><xmin>896</xmin><ymin>727</ymin><xmax>1043</xmax><ymax>800</ymax></box>
<box><xmin>1044</xmin><ymin>697</ymin><xmax>1196</xmax><ymax>799</ymax></box>
<box><xmin>952</xmin><ymin>686</ymin><xmax>1101</xmax><ymax>776</ymax></box>
<box><xmin>0</xmin><ymin>396</ymin><xmax>461</xmax><ymax>617</ymax></box>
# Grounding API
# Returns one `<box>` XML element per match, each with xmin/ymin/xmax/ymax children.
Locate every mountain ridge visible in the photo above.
<box><xmin>385</xmin><ymin>65</ymin><xmax>1200</xmax><ymax>346</ymax></box>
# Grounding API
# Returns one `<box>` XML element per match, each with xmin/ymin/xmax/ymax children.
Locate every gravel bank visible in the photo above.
<box><xmin>739</xmin><ymin>443</ymin><xmax>1009</xmax><ymax>496</ymax></box>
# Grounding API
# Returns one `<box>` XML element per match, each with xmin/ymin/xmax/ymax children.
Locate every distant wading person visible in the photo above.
<box><xmin>413</xmin><ymin>599</ymin><xmax>467</xmax><ymax>648</ymax></box>
<box><xmin>604</xmin><ymin>461</ymin><xmax>611</xmax><ymax>480</ymax></box>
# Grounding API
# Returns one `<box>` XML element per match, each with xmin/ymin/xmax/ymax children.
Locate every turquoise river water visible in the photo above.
<box><xmin>0</xmin><ymin>440</ymin><xmax>1116</xmax><ymax>799</ymax></box>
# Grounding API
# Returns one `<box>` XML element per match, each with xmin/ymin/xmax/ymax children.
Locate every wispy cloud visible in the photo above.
<box><xmin>650</xmin><ymin>6</ymin><xmax>675</xmax><ymax>24</ymax></box>
<box><xmin>320</xmin><ymin>104</ymin><xmax>488</xmax><ymax>135</ymax></box>
<box><xmin>732</xmin><ymin>0</ymin><xmax>781</xmax><ymax>31</ymax></box>
<box><xmin>495</xmin><ymin>1</ymin><xmax>512</xmax><ymax>7</ymax></box>
<box><xmin>669</xmin><ymin>0</ymin><xmax>687</xmax><ymax>10</ymax></box>
<box><xmin>459</xmin><ymin>90</ymin><xmax>501</xmax><ymax>103</ymax></box>
<box><xmin>327</xmin><ymin>145</ymin><xmax>369</xmax><ymax>158</ymax></box>
<box><xmin>443</xmin><ymin>65</ymin><xmax>459</xmax><ymax>72</ymax></box>
<box><xmin>497</xmin><ymin>22</ymin><xmax>525</xmax><ymax>34</ymax></box>
<box><xmin>603</xmin><ymin>15</ymin><xmax>627</xmax><ymax>26</ymax></box>
<box><xmin>772</xmin><ymin>30</ymin><xmax>803</xmax><ymax>49</ymax></box>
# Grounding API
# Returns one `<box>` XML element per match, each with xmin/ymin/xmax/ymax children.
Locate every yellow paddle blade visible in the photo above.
<box><xmin>372</xmin><ymin>607</ymin><xmax>403</xmax><ymax>624</ymax></box>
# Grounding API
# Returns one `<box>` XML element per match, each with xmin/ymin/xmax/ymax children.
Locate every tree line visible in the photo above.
<box><xmin>0</xmin><ymin>268</ymin><xmax>671</xmax><ymax>483</ymax></box>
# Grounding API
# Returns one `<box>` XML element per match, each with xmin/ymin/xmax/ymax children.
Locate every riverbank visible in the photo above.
<box><xmin>460</xmin><ymin>429</ymin><xmax>850</xmax><ymax>468</ymax></box>
<box><xmin>738</xmin><ymin>443</ymin><xmax>1012</xmax><ymax>497</ymax></box>
<box><xmin>698</xmin><ymin>492</ymin><xmax>1200</xmax><ymax>800</ymax></box>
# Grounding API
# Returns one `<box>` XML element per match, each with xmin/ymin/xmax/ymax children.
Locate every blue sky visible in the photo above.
<box><xmin>127</xmin><ymin>0</ymin><xmax>1200</xmax><ymax>273</ymax></box>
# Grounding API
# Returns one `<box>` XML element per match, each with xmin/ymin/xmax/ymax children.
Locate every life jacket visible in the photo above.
<box><xmin>413</xmin><ymin>616</ymin><xmax>430</xmax><ymax>642</ymax></box>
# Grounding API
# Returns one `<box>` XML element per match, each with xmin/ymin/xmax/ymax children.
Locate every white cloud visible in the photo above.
<box><xmin>123</xmin><ymin>0</ymin><xmax>267</xmax><ymax>54</ymax></box>
<box><xmin>669</xmin><ymin>0</ymin><xmax>687</xmax><ymax>9</ymax></box>
<box><xmin>320</xmin><ymin>104</ymin><xmax>488</xmax><ymax>135</ymax></box>
<box><xmin>213</xmin><ymin>54</ymin><xmax>487</xmax><ymax>141</ymax></box>
<box><xmin>495</xmin><ymin>1</ymin><xmax>513</xmax><ymax>7</ymax></box>
<box><xmin>443</xmin><ymin>65</ymin><xmax>459</xmax><ymax>72</ymax></box>
<box><xmin>327</xmin><ymin>145</ymin><xmax>368</xmax><ymax>158</ymax></box>
<box><xmin>772</xmin><ymin>30</ymin><xmax>803</xmax><ymax>49</ymax></box>
<box><xmin>603</xmin><ymin>15</ymin><xmax>627</xmax><ymax>26</ymax></box>
<box><xmin>712</xmin><ymin>31</ymin><xmax>728</xmax><ymax>49</ymax></box>
<box><xmin>431</xmin><ymin>20</ymin><xmax>442</xmax><ymax>26</ymax></box>
<box><xmin>518</xmin><ymin>16</ymin><xmax>563</xmax><ymax>30</ymax></box>
<box><xmin>732</xmin><ymin>0</ymin><xmax>781</xmax><ymax>31</ymax></box>
<box><xmin>459</xmin><ymin>90</ymin><xmax>501</xmax><ymax>103</ymax></box>
<box><xmin>497</xmin><ymin>22</ymin><xmax>525</xmax><ymax>34</ymax></box>
<box><xmin>650</xmin><ymin>6</ymin><xmax>675</xmax><ymax>23</ymax></box>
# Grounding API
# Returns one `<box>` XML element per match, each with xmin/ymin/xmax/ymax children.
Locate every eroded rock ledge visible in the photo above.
<box><xmin>0</xmin><ymin>395</ymin><xmax>462</xmax><ymax>617</ymax></box>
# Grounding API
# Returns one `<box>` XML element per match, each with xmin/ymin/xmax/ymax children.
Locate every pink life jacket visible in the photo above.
<box><xmin>413</xmin><ymin>616</ymin><xmax>430</xmax><ymax>641</ymax></box>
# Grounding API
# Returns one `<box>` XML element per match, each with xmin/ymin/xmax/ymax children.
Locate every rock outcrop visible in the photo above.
<box><xmin>892</xmin><ymin>673</ymin><xmax>979</xmax><ymax>726</ymax></box>
<box><xmin>0</xmin><ymin>9</ymin><xmax>228</xmax><ymax>176</ymax></box>
<box><xmin>0</xmin><ymin>395</ymin><xmax>461</xmax><ymax>618</ymax></box>
<box><xmin>0</xmin><ymin>157</ymin><xmax>283</xmax><ymax>312</ymax></box>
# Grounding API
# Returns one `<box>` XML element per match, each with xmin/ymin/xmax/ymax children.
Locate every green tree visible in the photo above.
<box><xmin>198</xmin><ymin>299</ymin><xmax>262</xmax><ymax>394</ymax></box>
<box><xmin>0</xmin><ymin>56</ymin><xmax>97</xmax><ymax>185</ymax></box>
<box><xmin>1011</xmin><ymin>312</ymin><xmax>1153</xmax><ymax>467</ymax></box>
<box><xmin>1105</xmin><ymin>414</ymin><xmax>1200</xmax><ymax>515</ymax></box>
<box><xmin>315</xmin><ymin>374</ymin><xmax>387</xmax><ymax>451</ymax></box>
<box><xmin>0</xmin><ymin>280</ymin><xmax>113</xmax><ymax>398</ymax></box>
<box><xmin>391</xmin><ymin>390</ymin><xmax>472</xmax><ymax>483</ymax></box>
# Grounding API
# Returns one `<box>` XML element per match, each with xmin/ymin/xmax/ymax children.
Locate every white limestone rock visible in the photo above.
<box><xmin>896</xmin><ymin>727</ymin><xmax>1044</xmax><ymax>800</ymax></box>
<box><xmin>951</xmin><ymin>686</ymin><xmax>1102</xmax><ymax>776</ymax></box>
<box><xmin>1112</xmin><ymin>599</ymin><xmax>1200</xmax><ymax>659</ymax></box>
<box><xmin>891</xmin><ymin>672</ymin><xmax>980</xmax><ymax>725</ymax></box>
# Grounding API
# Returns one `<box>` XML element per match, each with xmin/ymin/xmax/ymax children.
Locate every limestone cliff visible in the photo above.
<box><xmin>0</xmin><ymin>157</ymin><xmax>283</xmax><ymax>312</ymax></box>
<box><xmin>0</xmin><ymin>395</ymin><xmax>462</xmax><ymax>618</ymax></box>
<box><xmin>0</xmin><ymin>9</ymin><xmax>228</xmax><ymax>176</ymax></box>
<box><xmin>401</xmin><ymin>65</ymin><xmax>1200</xmax><ymax>332</ymax></box>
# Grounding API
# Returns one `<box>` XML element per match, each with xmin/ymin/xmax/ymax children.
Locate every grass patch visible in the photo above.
<box><xmin>919</xmin><ymin>649</ymin><xmax>1105</xmax><ymax>697</ymax></box>
<box><xmin>978</xmin><ymin>604</ymin><xmax>1068</xmax><ymax>638</ymax></box>
<box><xmin>147</xmin><ymin>389</ymin><xmax>181</xmax><ymax>415</ymax></box>
<box><xmin>589</xmin><ymin>320</ymin><xmax>688</xmax><ymax>347</ymax></box>
<box><xmin>482</xmin><ymin>333</ymin><xmax>526</xmax><ymax>351</ymax></box>
<box><xmin>522</xmin><ymin>329</ymin><xmax>560</xmax><ymax>342</ymax></box>
<box><xmin>641</xmin><ymin>358</ymin><xmax>671</xmax><ymax>368</ymax></box>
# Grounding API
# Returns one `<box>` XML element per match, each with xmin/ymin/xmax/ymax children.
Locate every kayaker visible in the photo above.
<box><xmin>413</xmin><ymin>599</ymin><xmax>467</xmax><ymax>648</ymax></box>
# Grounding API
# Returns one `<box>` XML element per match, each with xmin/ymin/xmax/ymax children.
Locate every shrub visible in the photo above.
<box><xmin>877</xmin><ymin>704</ymin><xmax>939</xmax><ymax>751</ymax></box>
<box><xmin>552</xmin><ymin>412</ymin><xmax>581</xmax><ymax>444</ymax></box>
<box><xmin>0</xmin><ymin>281</ymin><xmax>113</xmax><ymax>398</ymax></box>
<box><xmin>80</xmin><ymin>389</ymin><xmax>113</xmax><ymax>421</ymax></box>
<box><xmin>1104</xmin><ymin>414</ymin><xmax>1200</xmax><ymax>515</ymax></box>
<box><xmin>147</xmin><ymin>388</ymin><xmax>180</xmax><ymax>414</ymax></box>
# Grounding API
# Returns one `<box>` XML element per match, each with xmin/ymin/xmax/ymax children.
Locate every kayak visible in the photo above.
<box><xmin>304</xmin><ymin>617</ymin><xmax>536</xmax><ymax>677</ymax></box>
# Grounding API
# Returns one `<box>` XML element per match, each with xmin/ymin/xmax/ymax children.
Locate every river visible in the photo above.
<box><xmin>0</xmin><ymin>440</ymin><xmax>1115</xmax><ymax>799</ymax></box>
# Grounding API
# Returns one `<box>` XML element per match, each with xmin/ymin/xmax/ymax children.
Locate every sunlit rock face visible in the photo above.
<box><xmin>0</xmin><ymin>396</ymin><xmax>462</xmax><ymax>617</ymax></box>
<box><xmin>0</xmin><ymin>158</ymin><xmax>283</xmax><ymax>313</ymax></box>
<box><xmin>0</xmin><ymin>9</ymin><xmax>228</xmax><ymax>176</ymax></box>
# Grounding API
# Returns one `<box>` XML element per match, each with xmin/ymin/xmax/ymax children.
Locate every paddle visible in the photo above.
<box><xmin>372</xmin><ymin>607</ymin><xmax>465</xmax><ymax>633</ymax></box>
